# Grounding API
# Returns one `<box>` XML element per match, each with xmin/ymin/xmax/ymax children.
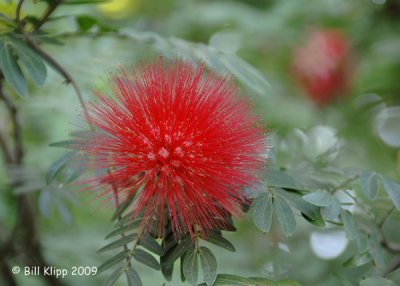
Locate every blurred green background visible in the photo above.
<box><xmin>1</xmin><ymin>0</ymin><xmax>400</xmax><ymax>285</ymax></box>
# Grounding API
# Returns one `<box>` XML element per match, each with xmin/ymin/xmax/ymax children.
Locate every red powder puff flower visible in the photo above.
<box><xmin>292</xmin><ymin>29</ymin><xmax>352</xmax><ymax>106</ymax></box>
<box><xmin>80</xmin><ymin>58</ymin><xmax>267</xmax><ymax>238</ymax></box>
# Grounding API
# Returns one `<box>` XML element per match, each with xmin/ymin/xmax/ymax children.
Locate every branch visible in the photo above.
<box><xmin>383</xmin><ymin>256</ymin><xmax>400</xmax><ymax>277</ymax></box>
<box><xmin>0</xmin><ymin>258</ymin><xmax>17</xmax><ymax>286</ymax></box>
<box><xmin>15</xmin><ymin>0</ymin><xmax>92</xmax><ymax>127</ymax></box>
<box><xmin>331</xmin><ymin>174</ymin><xmax>360</xmax><ymax>193</ymax></box>
<box><xmin>33</xmin><ymin>0</ymin><xmax>63</xmax><ymax>32</ymax></box>
<box><xmin>0</xmin><ymin>83</ymin><xmax>23</xmax><ymax>164</ymax></box>
<box><xmin>0</xmin><ymin>131</ymin><xmax>13</xmax><ymax>165</ymax></box>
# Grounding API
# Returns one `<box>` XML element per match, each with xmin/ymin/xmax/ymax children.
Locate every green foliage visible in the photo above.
<box><xmin>0</xmin><ymin>40</ymin><xmax>28</xmax><ymax>97</ymax></box>
<box><xmin>0</xmin><ymin>36</ymin><xmax>47</xmax><ymax>97</ymax></box>
<box><xmin>97</xmin><ymin>250</ymin><xmax>130</xmax><ymax>274</ymax></box>
<box><xmin>198</xmin><ymin>246</ymin><xmax>218</xmax><ymax>286</ymax></box>
<box><xmin>111</xmin><ymin>183</ymin><xmax>146</xmax><ymax>220</ymax></box>
<box><xmin>8</xmin><ymin>37</ymin><xmax>47</xmax><ymax>86</ymax></box>
<box><xmin>1</xmin><ymin>0</ymin><xmax>400</xmax><ymax>285</ymax></box>
<box><xmin>252</xmin><ymin>192</ymin><xmax>273</xmax><ymax>233</ymax></box>
<box><xmin>274</xmin><ymin>195</ymin><xmax>296</xmax><ymax>237</ymax></box>
<box><xmin>203</xmin><ymin>232</ymin><xmax>235</xmax><ymax>252</ymax></box>
<box><xmin>183</xmin><ymin>248</ymin><xmax>199</xmax><ymax>286</ymax></box>
<box><xmin>97</xmin><ymin>234</ymin><xmax>137</xmax><ymax>253</ymax></box>
<box><xmin>360</xmin><ymin>277</ymin><xmax>396</xmax><ymax>286</ymax></box>
<box><xmin>125</xmin><ymin>267</ymin><xmax>142</xmax><ymax>286</ymax></box>
<box><xmin>360</xmin><ymin>172</ymin><xmax>379</xmax><ymax>201</ymax></box>
<box><xmin>132</xmin><ymin>248</ymin><xmax>160</xmax><ymax>270</ymax></box>
<box><xmin>197</xmin><ymin>274</ymin><xmax>304</xmax><ymax>286</ymax></box>
<box><xmin>382</xmin><ymin>177</ymin><xmax>400</xmax><ymax>209</ymax></box>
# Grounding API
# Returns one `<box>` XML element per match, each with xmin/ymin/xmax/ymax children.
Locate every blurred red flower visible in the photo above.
<box><xmin>80</xmin><ymin>59</ymin><xmax>267</xmax><ymax>238</ymax></box>
<box><xmin>292</xmin><ymin>29</ymin><xmax>352</xmax><ymax>106</ymax></box>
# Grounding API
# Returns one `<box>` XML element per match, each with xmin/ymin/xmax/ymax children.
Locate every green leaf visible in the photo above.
<box><xmin>340</xmin><ymin>209</ymin><xmax>358</xmax><ymax>241</ymax></box>
<box><xmin>0</xmin><ymin>42</ymin><xmax>28</xmax><ymax>97</ymax></box>
<box><xmin>160</xmin><ymin>235</ymin><xmax>176</xmax><ymax>281</ymax></box>
<box><xmin>203</xmin><ymin>233</ymin><xmax>235</xmax><ymax>252</ymax></box>
<box><xmin>183</xmin><ymin>248</ymin><xmax>199</xmax><ymax>286</ymax></box>
<box><xmin>97</xmin><ymin>234</ymin><xmax>137</xmax><ymax>253</ymax></box>
<box><xmin>161</xmin><ymin>251</ymin><xmax>175</xmax><ymax>281</ymax></box>
<box><xmin>9</xmin><ymin>37</ymin><xmax>47</xmax><ymax>85</ymax></box>
<box><xmin>252</xmin><ymin>192</ymin><xmax>273</xmax><ymax>233</ymax></box>
<box><xmin>63</xmin><ymin>0</ymin><xmax>106</xmax><ymax>4</ymax></box>
<box><xmin>267</xmin><ymin>169</ymin><xmax>302</xmax><ymax>190</ymax></box>
<box><xmin>38</xmin><ymin>189</ymin><xmax>52</xmax><ymax>218</ymax></box>
<box><xmin>46</xmin><ymin>151</ymin><xmax>77</xmax><ymax>185</ymax></box>
<box><xmin>360</xmin><ymin>277</ymin><xmax>396</xmax><ymax>286</ymax></box>
<box><xmin>198</xmin><ymin>275</ymin><xmax>304</xmax><ymax>286</ymax></box>
<box><xmin>106</xmin><ymin>266</ymin><xmax>124</xmax><ymax>286</ymax></box>
<box><xmin>49</xmin><ymin>139</ymin><xmax>80</xmax><ymax>148</ymax></box>
<box><xmin>302</xmin><ymin>190</ymin><xmax>333</xmax><ymax>207</ymax></box>
<box><xmin>355</xmin><ymin>231</ymin><xmax>368</xmax><ymax>254</ymax></box>
<box><xmin>343</xmin><ymin>252</ymin><xmax>372</xmax><ymax>268</ymax></box>
<box><xmin>105</xmin><ymin>224</ymin><xmax>137</xmax><ymax>239</ymax></box>
<box><xmin>163</xmin><ymin>235</ymin><xmax>193</xmax><ymax>266</ymax></box>
<box><xmin>360</xmin><ymin>172</ymin><xmax>379</xmax><ymax>201</ymax></box>
<box><xmin>117</xmin><ymin>211</ymin><xmax>143</xmax><ymax>226</ymax></box>
<box><xmin>273</xmin><ymin>188</ymin><xmax>323</xmax><ymax>225</ymax></box>
<box><xmin>248</xmin><ymin>278</ymin><xmax>304</xmax><ymax>286</ymax></box>
<box><xmin>321</xmin><ymin>197</ymin><xmax>341</xmax><ymax>220</ymax></box>
<box><xmin>132</xmin><ymin>248</ymin><xmax>160</xmax><ymax>270</ymax></box>
<box><xmin>180</xmin><ymin>252</ymin><xmax>187</xmax><ymax>282</ymax></box>
<box><xmin>382</xmin><ymin>177</ymin><xmax>400</xmax><ymax>209</ymax></box>
<box><xmin>125</xmin><ymin>267</ymin><xmax>142</xmax><ymax>286</ymax></box>
<box><xmin>139</xmin><ymin>235</ymin><xmax>163</xmax><ymax>256</ymax></box>
<box><xmin>112</xmin><ymin>183</ymin><xmax>146</xmax><ymax>220</ymax></box>
<box><xmin>76</xmin><ymin>15</ymin><xmax>99</xmax><ymax>32</ymax></box>
<box><xmin>55</xmin><ymin>198</ymin><xmax>72</xmax><ymax>224</ymax></box>
<box><xmin>97</xmin><ymin>250</ymin><xmax>129</xmax><ymax>274</ymax></box>
<box><xmin>274</xmin><ymin>196</ymin><xmax>296</xmax><ymax>237</ymax></box>
<box><xmin>368</xmin><ymin>229</ymin><xmax>385</xmax><ymax>268</ymax></box>
<box><xmin>198</xmin><ymin>274</ymin><xmax>251</xmax><ymax>286</ymax></box>
<box><xmin>62</xmin><ymin>157</ymin><xmax>87</xmax><ymax>184</ymax></box>
<box><xmin>199</xmin><ymin>247</ymin><xmax>217</xmax><ymax>286</ymax></box>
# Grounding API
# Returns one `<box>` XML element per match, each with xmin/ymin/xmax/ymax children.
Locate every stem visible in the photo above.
<box><xmin>109</xmin><ymin>170</ymin><xmax>132</xmax><ymax>267</ymax></box>
<box><xmin>0</xmin><ymin>83</ymin><xmax>23</xmax><ymax>164</ymax></box>
<box><xmin>378</xmin><ymin>206</ymin><xmax>395</xmax><ymax>229</ymax></box>
<box><xmin>331</xmin><ymin>174</ymin><xmax>360</xmax><ymax>193</ymax></box>
<box><xmin>377</xmin><ymin>206</ymin><xmax>400</xmax><ymax>253</ymax></box>
<box><xmin>383</xmin><ymin>256</ymin><xmax>400</xmax><ymax>277</ymax></box>
<box><xmin>0</xmin><ymin>258</ymin><xmax>17</xmax><ymax>286</ymax></box>
<box><xmin>0</xmin><ymin>131</ymin><xmax>13</xmax><ymax>164</ymax></box>
<box><xmin>33</xmin><ymin>0</ymin><xmax>64</xmax><ymax>32</ymax></box>
<box><xmin>15</xmin><ymin>0</ymin><xmax>92</xmax><ymax>127</ymax></box>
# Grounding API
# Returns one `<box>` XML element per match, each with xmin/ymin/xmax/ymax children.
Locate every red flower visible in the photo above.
<box><xmin>80</xmin><ymin>58</ymin><xmax>267</xmax><ymax>238</ymax></box>
<box><xmin>292</xmin><ymin>29</ymin><xmax>352</xmax><ymax>106</ymax></box>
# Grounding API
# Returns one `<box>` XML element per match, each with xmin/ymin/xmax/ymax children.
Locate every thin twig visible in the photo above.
<box><xmin>0</xmin><ymin>84</ymin><xmax>23</xmax><ymax>164</ymax></box>
<box><xmin>33</xmin><ymin>0</ymin><xmax>63</xmax><ymax>32</ymax></box>
<box><xmin>383</xmin><ymin>256</ymin><xmax>400</xmax><ymax>277</ymax></box>
<box><xmin>0</xmin><ymin>131</ymin><xmax>13</xmax><ymax>164</ymax></box>
<box><xmin>378</xmin><ymin>206</ymin><xmax>395</xmax><ymax>228</ymax></box>
<box><xmin>377</xmin><ymin>206</ymin><xmax>400</xmax><ymax>253</ymax></box>
<box><xmin>331</xmin><ymin>174</ymin><xmax>360</xmax><ymax>193</ymax></box>
<box><xmin>109</xmin><ymin>170</ymin><xmax>132</xmax><ymax>267</ymax></box>
<box><xmin>15</xmin><ymin>0</ymin><xmax>92</xmax><ymax>127</ymax></box>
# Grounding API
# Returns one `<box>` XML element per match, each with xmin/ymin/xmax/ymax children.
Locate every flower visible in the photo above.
<box><xmin>292</xmin><ymin>29</ymin><xmax>352</xmax><ymax>106</ymax></box>
<box><xmin>80</xmin><ymin>58</ymin><xmax>267</xmax><ymax>238</ymax></box>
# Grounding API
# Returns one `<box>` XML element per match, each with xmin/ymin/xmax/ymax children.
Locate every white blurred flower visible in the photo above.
<box><xmin>310</xmin><ymin>230</ymin><xmax>348</xmax><ymax>259</ymax></box>
<box><xmin>375</xmin><ymin>106</ymin><xmax>400</xmax><ymax>148</ymax></box>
